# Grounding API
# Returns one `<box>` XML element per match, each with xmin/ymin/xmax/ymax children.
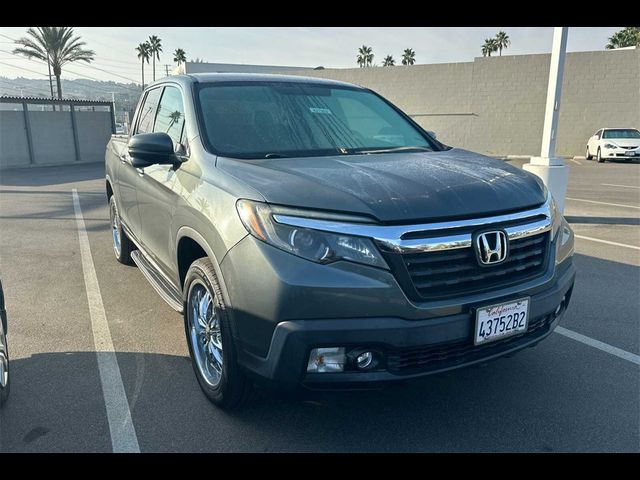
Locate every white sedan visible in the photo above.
<box><xmin>586</xmin><ymin>128</ymin><xmax>640</xmax><ymax>163</ymax></box>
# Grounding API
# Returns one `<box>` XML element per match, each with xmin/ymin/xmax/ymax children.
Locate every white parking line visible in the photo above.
<box><xmin>601</xmin><ymin>183</ymin><xmax>640</xmax><ymax>190</ymax></box>
<box><xmin>575</xmin><ymin>235</ymin><xmax>640</xmax><ymax>251</ymax></box>
<box><xmin>72</xmin><ymin>189</ymin><xmax>140</xmax><ymax>453</ymax></box>
<box><xmin>565</xmin><ymin>197</ymin><xmax>640</xmax><ymax>209</ymax></box>
<box><xmin>555</xmin><ymin>327</ymin><xmax>640</xmax><ymax>366</ymax></box>
<box><xmin>568</xmin><ymin>158</ymin><xmax>582</xmax><ymax>165</ymax></box>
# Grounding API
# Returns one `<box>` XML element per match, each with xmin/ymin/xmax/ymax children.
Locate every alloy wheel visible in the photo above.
<box><xmin>187</xmin><ymin>281</ymin><xmax>223</xmax><ymax>387</ymax></box>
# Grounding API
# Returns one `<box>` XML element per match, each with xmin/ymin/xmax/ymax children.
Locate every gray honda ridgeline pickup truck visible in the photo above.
<box><xmin>106</xmin><ymin>73</ymin><xmax>575</xmax><ymax>408</ymax></box>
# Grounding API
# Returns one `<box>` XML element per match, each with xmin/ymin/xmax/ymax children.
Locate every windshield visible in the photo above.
<box><xmin>602</xmin><ymin>129</ymin><xmax>640</xmax><ymax>139</ymax></box>
<box><xmin>197</xmin><ymin>82</ymin><xmax>438</xmax><ymax>159</ymax></box>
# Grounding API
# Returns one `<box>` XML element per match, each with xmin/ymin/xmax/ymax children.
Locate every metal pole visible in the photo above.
<box><xmin>109</xmin><ymin>101</ymin><xmax>116</xmax><ymax>134</ymax></box>
<box><xmin>69</xmin><ymin>103</ymin><xmax>81</xmax><ymax>162</ymax></box>
<box><xmin>47</xmin><ymin>53</ymin><xmax>56</xmax><ymax>112</ymax></box>
<box><xmin>523</xmin><ymin>27</ymin><xmax>570</xmax><ymax>213</ymax></box>
<box><xmin>22</xmin><ymin>101</ymin><xmax>35</xmax><ymax>165</ymax></box>
<box><xmin>540</xmin><ymin>27</ymin><xmax>568</xmax><ymax>159</ymax></box>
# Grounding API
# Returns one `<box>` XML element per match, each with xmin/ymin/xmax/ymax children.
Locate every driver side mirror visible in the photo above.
<box><xmin>128</xmin><ymin>132</ymin><xmax>177</xmax><ymax>168</ymax></box>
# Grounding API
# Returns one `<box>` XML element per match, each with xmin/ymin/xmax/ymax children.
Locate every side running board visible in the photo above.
<box><xmin>131</xmin><ymin>250</ymin><xmax>184</xmax><ymax>313</ymax></box>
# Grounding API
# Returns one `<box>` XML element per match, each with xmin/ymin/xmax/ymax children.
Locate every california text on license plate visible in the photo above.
<box><xmin>474</xmin><ymin>298</ymin><xmax>530</xmax><ymax>345</ymax></box>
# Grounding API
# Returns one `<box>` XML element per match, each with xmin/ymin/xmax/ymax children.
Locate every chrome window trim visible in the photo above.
<box><xmin>273</xmin><ymin>194</ymin><xmax>552</xmax><ymax>254</ymax></box>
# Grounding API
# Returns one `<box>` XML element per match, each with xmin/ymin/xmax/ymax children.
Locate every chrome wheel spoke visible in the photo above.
<box><xmin>188</xmin><ymin>281</ymin><xmax>223</xmax><ymax>387</ymax></box>
<box><xmin>207</xmin><ymin>342</ymin><xmax>223</xmax><ymax>369</ymax></box>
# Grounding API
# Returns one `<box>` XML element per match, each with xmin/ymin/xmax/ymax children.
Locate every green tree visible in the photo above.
<box><xmin>357</xmin><ymin>45</ymin><xmax>373</xmax><ymax>67</ymax></box>
<box><xmin>401</xmin><ymin>48</ymin><xmax>416</xmax><ymax>65</ymax></box>
<box><xmin>605</xmin><ymin>27</ymin><xmax>640</xmax><ymax>49</ymax></box>
<box><xmin>136</xmin><ymin>42</ymin><xmax>150</xmax><ymax>89</ymax></box>
<box><xmin>482</xmin><ymin>38</ymin><xmax>498</xmax><ymax>57</ymax></box>
<box><xmin>13</xmin><ymin>27</ymin><xmax>94</xmax><ymax>99</ymax></box>
<box><xmin>382</xmin><ymin>55</ymin><xmax>395</xmax><ymax>66</ymax></box>
<box><xmin>173</xmin><ymin>48</ymin><xmax>186</xmax><ymax>65</ymax></box>
<box><xmin>495</xmin><ymin>31</ymin><xmax>511</xmax><ymax>56</ymax></box>
<box><xmin>147</xmin><ymin>35</ymin><xmax>162</xmax><ymax>81</ymax></box>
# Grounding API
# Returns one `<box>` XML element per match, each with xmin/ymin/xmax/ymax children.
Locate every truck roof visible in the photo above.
<box><xmin>146</xmin><ymin>72</ymin><xmax>361</xmax><ymax>90</ymax></box>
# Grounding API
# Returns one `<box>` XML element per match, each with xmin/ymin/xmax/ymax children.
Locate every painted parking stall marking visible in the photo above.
<box><xmin>555</xmin><ymin>327</ymin><xmax>640</xmax><ymax>366</ymax></box>
<box><xmin>566</xmin><ymin>197</ymin><xmax>640</xmax><ymax>210</ymax></box>
<box><xmin>72</xmin><ymin>189</ymin><xmax>140</xmax><ymax>454</ymax></box>
<box><xmin>575</xmin><ymin>235</ymin><xmax>640</xmax><ymax>251</ymax></box>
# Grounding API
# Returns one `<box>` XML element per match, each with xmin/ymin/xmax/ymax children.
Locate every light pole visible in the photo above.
<box><xmin>523</xmin><ymin>27</ymin><xmax>570</xmax><ymax>213</ymax></box>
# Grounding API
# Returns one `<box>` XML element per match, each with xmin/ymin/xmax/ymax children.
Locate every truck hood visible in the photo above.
<box><xmin>217</xmin><ymin>148</ymin><xmax>546</xmax><ymax>223</ymax></box>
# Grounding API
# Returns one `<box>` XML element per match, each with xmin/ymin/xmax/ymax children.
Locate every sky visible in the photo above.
<box><xmin>0</xmin><ymin>27</ymin><xmax>622</xmax><ymax>85</ymax></box>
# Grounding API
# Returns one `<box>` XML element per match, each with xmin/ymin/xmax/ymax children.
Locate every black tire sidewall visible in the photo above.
<box><xmin>0</xmin><ymin>326</ymin><xmax>9</xmax><ymax>406</ymax></box>
<box><xmin>183</xmin><ymin>259</ymin><xmax>244</xmax><ymax>407</ymax></box>
<box><xmin>597</xmin><ymin>148</ymin><xmax>604</xmax><ymax>163</ymax></box>
<box><xmin>109</xmin><ymin>196</ymin><xmax>134</xmax><ymax>264</ymax></box>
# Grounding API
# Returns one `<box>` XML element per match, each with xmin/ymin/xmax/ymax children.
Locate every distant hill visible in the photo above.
<box><xmin>0</xmin><ymin>76</ymin><xmax>143</xmax><ymax>119</ymax></box>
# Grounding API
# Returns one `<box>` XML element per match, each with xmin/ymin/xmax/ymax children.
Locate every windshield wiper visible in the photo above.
<box><xmin>355</xmin><ymin>146</ymin><xmax>433</xmax><ymax>155</ymax></box>
<box><xmin>264</xmin><ymin>153</ymin><xmax>288</xmax><ymax>159</ymax></box>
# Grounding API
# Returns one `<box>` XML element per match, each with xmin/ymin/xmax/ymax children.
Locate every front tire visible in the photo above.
<box><xmin>597</xmin><ymin>148</ymin><xmax>605</xmax><ymax>163</ymax></box>
<box><xmin>585</xmin><ymin>147</ymin><xmax>592</xmax><ymax>160</ymax></box>
<box><xmin>0</xmin><ymin>324</ymin><xmax>9</xmax><ymax>407</ymax></box>
<box><xmin>183</xmin><ymin>258</ymin><xmax>251</xmax><ymax>409</ymax></box>
<box><xmin>109</xmin><ymin>196</ymin><xmax>135</xmax><ymax>265</ymax></box>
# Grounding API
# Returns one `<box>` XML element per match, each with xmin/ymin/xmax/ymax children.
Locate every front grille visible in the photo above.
<box><xmin>402</xmin><ymin>232</ymin><xmax>550</xmax><ymax>300</ymax></box>
<box><xmin>387</xmin><ymin>313</ymin><xmax>553</xmax><ymax>374</ymax></box>
<box><xmin>620</xmin><ymin>146</ymin><xmax>638</xmax><ymax>150</ymax></box>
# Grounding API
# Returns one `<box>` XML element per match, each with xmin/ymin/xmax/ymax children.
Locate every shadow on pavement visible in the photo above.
<box><xmin>566</xmin><ymin>216</ymin><xmax>640</xmax><ymax>226</ymax></box>
<box><xmin>0</xmin><ymin>163</ymin><xmax>104</xmax><ymax>187</ymax></box>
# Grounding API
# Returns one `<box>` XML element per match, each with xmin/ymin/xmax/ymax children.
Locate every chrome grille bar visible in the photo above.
<box><xmin>273</xmin><ymin>195</ymin><xmax>553</xmax><ymax>254</ymax></box>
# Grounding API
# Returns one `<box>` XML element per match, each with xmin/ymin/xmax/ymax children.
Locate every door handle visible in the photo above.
<box><xmin>119</xmin><ymin>154</ymin><xmax>128</xmax><ymax>164</ymax></box>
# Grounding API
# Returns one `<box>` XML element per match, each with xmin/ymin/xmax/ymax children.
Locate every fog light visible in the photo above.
<box><xmin>356</xmin><ymin>351</ymin><xmax>373</xmax><ymax>369</ymax></box>
<box><xmin>307</xmin><ymin>347</ymin><xmax>345</xmax><ymax>373</ymax></box>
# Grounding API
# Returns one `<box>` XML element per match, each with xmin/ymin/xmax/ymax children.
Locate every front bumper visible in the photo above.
<box><xmin>224</xmin><ymin>233</ymin><xmax>576</xmax><ymax>389</ymax></box>
<box><xmin>602</xmin><ymin>148</ymin><xmax>639</xmax><ymax>159</ymax></box>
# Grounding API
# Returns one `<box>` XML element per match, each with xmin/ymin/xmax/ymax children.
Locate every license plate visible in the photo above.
<box><xmin>627</xmin><ymin>151</ymin><xmax>636</xmax><ymax>156</ymax></box>
<box><xmin>474</xmin><ymin>298</ymin><xmax>529</xmax><ymax>345</ymax></box>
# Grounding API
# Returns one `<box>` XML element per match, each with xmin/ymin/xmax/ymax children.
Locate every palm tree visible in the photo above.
<box><xmin>366</xmin><ymin>47</ymin><xmax>374</xmax><ymax>67</ymax></box>
<box><xmin>401</xmin><ymin>48</ymin><xmax>416</xmax><ymax>65</ymax></box>
<box><xmin>136</xmin><ymin>42</ymin><xmax>150</xmax><ymax>89</ymax></box>
<box><xmin>167</xmin><ymin>111</ymin><xmax>183</xmax><ymax>131</ymax></box>
<box><xmin>495</xmin><ymin>31</ymin><xmax>511</xmax><ymax>56</ymax></box>
<box><xmin>147</xmin><ymin>35</ymin><xmax>162</xmax><ymax>81</ymax></box>
<box><xmin>481</xmin><ymin>38</ymin><xmax>498</xmax><ymax>57</ymax></box>
<box><xmin>357</xmin><ymin>45</ymin><xmax>373</xmax><ymax>67</ymax></box>
<box><xmin>13</xmin><ymin>27</ymin><xmax>94</xmax><ymax>99</ymax></box>
<box><xmin>605</xmin><ymin>27</ymin><xmax>640</xmax><ymax>49</ymax></box>
<box><xmin>173</xmin><ymin>48</ymin><xmax>186</xmax><ymax>65</ymax></box>
<box><xmin>382</xmin><ymin>55</ymin><xmax>395</xmax><ymax>67</ymax></box>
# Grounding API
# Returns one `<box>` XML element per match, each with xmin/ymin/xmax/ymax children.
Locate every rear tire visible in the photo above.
<box><xmin>109</xmin><ymin>196</ymin><xmax>135</xmax><ymax>265</ymax></box>
<box><xmin>597</xmin><ymin>148</ymin><xmax>605</xmax><ymax>163</ymax></box>
<box><xmin>585</xmin><ymin>147</ymin><xmax>592</xmax><ymax>160</ymax></box>
<box><xmin>0</xmin><ymin>324</ymin><xmax>9</xmax><ymax>407</ymax></box>
<box><xmin>183</xmin><ymin>257</ymin><xmax>252</xmax><ymax>409</ymax></box>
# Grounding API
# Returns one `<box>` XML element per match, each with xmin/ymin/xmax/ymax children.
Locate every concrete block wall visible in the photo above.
<box><xmin>0</xmin><ymin>111</ymin><xmax>30</xmax><ymax>168</ymax></box>
<box><xmin>291</xmin><ymin>48</ymin><xmax>640</xmax><ymax>157</ymax></box>
<box><xmin>0</xmin><ymin>105</ymin><xmax>113</xmax><ymax>169</ymax></box>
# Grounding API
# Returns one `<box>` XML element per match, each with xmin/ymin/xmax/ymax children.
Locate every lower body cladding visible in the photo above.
<box><xmin>222</xmin><ymin>236</ymin><xmax>576</xmax><ymax>391</ymax></box>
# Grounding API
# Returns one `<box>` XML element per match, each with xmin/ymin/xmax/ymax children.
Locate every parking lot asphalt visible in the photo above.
<box><xmin>0</xmin><ymin>156</ymin><xmax>638</xmax><ymax>452</ymax></box>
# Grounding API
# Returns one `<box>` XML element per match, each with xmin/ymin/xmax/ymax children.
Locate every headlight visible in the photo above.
<box><xmin>555</xmin><ymin>217</ymin><xmax>574</xmax><ymax>264</ymax></box>
<box><xmin>549</xmin><ymin>190</ymin><xmax>562</xmax><ymax>239</ymax></box>
<box><xmin>603</xmin><ymin>143</ymin><xmax>618</xmax><ymax>149</ymax></box>
<box><xmin>236</xmin><ymin>200</ymin><xmax>388</xmax><ymax>269</ymax></box>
